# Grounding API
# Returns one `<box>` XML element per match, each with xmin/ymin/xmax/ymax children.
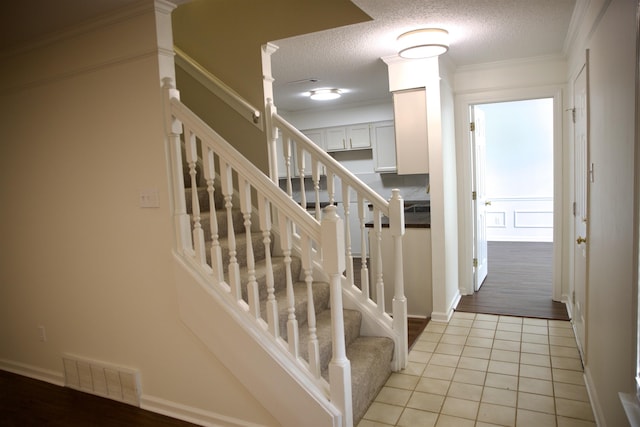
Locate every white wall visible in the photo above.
<box><xmin>0</xmin><ymin>3</ymin><xmax>277</xmax><ymax>426</ymax></box>
<box><xmin>568</xmin><ymin>0</ymin><xmax>637</xmax><ymax>425</ymax></box>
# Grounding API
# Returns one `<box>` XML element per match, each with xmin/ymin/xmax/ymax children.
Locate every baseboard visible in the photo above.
<box><xmin>584</xmin><ymin>365</ymin><xmax>607</xmax><ymax>427</ymax></box>
<box><xmin>430</xmin><ymin>290</ymin><xmax>461</xmax><ymax>323</ymax></box>
<box><xmin>0</xmin><ymin>359</ymin><xmax>64</xmax><ymax>386</ymax></box>
<box><xmin>140</xmin><ymin>395</ymin><xmax>268</xmax><ymax>427</ymax></box>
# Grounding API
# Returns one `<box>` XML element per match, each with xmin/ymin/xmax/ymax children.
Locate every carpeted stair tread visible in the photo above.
<box><xmin>191</xmin><ymin>209</ymin><xmax>245</xmax><ymax>240</ymax></box>
<box><xmin>210</xmin><ymin>232</ymin><xmax>267</xmax><ymax>271</ymax></box>
<box><xmin>298</xmin><ymin>309</ymin><xmax>362</xmax><ymax>371</ymax></box>
<box><xmin>260</xmin><ymin>281</ymin><xmax>331</xmax><ymax>339</ymax></box>
<box><xmin>185</xmin><ymin>187</ymin><xmax>225</xmax><ymax>214</ymax></box>
<box><xmin>346</xmin><ymin>336</ymin><xmax>394</xmax><ymax>424</ymax></box>
<box><xmin>237</xmin><ymin>256</ymin><xmax>302</xmax><ymax>301</ymax></box>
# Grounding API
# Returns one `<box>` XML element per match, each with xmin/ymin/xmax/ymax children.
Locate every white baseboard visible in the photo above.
<box><xmin>431</xmin><ymin>290</ymin><xmax>461</xmax><ymax>323</ymax></box>
<box><xmin>141</xmin><ymin>395</ymin><xmax>268</xmax><ymax>427</ymax></box>
<box><xmin>0</xmin><ymin>359</ymin><xmax>64</xmax><ymax>386</ymax></box>
<box><xmin>584</xmin><ymin>366</ymin><xmax>607</xmax><ymax>427</ymax></box>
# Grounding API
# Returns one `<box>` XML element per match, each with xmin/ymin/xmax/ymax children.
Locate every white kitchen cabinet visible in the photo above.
<box><xmin>371</xmin><ymin>121</ymin><xmax>397</xmax><ymax>173</ymax></box>
<box><xmin>325</xmin><ymin>124</ymin><xmax>371</xmax><ymax>151</ymax></box>
<box><xmin>393</xmin><ymin>88</ymin><xmax>429</xmax><ymax>174</ymax></box>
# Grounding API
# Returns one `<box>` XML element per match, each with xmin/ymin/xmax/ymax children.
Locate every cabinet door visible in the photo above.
<box><xmin>325</xmin><ymin>127</ymin><xmax>347</xmax><ymax>151</ymax></box>
<box><xmin>347</xmin><ymin>124</ymin><xmax>371</xmax><ymax>149</ymax></box>
<box><xmin>393</xmin><ymin>88</ymin><xmax>429</xmax><ymax>174</ymax></box>
<box><xmin>371</xmin><ymin>121</ymin><xmax>397</xmax><ymax>173</ymax></box>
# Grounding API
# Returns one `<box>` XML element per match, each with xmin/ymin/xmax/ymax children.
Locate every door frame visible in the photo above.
<box><xmin>455</xmin><ymin>86</ymin><xmax>564</xmax><ymax>301</ymax></box>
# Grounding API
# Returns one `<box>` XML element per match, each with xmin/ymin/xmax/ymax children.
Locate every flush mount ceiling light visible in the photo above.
<box><xmin>309</xmin><ymin>88</ymin><xmax>342</xmax><ymax>101</ymax></box>
<box><xmin>397</xmin><ymin>28</ymin><xmax>449</xmax><ymax>59</ymax></box>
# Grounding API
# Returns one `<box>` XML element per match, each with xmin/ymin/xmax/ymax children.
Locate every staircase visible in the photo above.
<box><xmin>164</xmin><ymin>48</ymin><xmax>408</xmax><ymax>427</ymax></box>
<box><xmin>185</xmin><ymin>180</ymin><xmax>394</xmax><ymax>423</ymax></box>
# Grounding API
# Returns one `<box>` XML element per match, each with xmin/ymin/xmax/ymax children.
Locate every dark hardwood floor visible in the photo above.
<box><xmin>0</xmin><ymin>370</ymin><xmax>201</xmax><ymax>427</ymax></box>
<box><xmin>456</xmin><ymin>241</ymin><xmax>569</xmax><ymax>320</ymax></box>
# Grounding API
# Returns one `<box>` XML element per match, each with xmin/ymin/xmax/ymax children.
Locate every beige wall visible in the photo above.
<box><xmin>0</xmin><ymin>2</ymin><xmax>277</xmax><ymax>425</ymax></box>
<box><xmin>571</xmin><ymin>0</ymin><xmax>637</xmax><ymax>425</ymax></box>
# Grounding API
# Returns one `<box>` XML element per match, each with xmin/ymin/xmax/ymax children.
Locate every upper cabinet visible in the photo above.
<box><xmin>393</xmin><ymin>88</ymin><xmax>429</xmax><ymax>174</ymax></box>
<box><xmin>371</xmin><ymin>121</ymin><xmax>397</xmax><ymax>173</ymax></box>
<box><xmin>324</xmin><ymin>124</ymin><xmax>372</xmax><ymax>151</ymax></box>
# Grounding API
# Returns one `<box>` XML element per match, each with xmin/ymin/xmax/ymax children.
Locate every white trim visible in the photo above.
<box><xmin>584</xmin><ymin>366</ymin><xmax>607</xmax><ymax>427</ymax></box>
<box><xmin>141</xmin><ymin>395</ymin><xmax>269</xmax><ymax>427</ymax></box>
<box><xmin>431</xmin><ymin>290</ymin><xmax>461</xmax><ymax>323</ymax></box>
<box><xmin>0</xmin><ymin>359</ymin><xmax>64</xmax><ymax>386</ymax></box>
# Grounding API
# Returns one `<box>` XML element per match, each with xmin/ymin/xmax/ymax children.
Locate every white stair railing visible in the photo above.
<box><xmin>266</xmin><ymin>99</ymin><xmax>408</xmax><ymax>370</ymax></box>
<box><xmin>163</xmin><ymin>78</ymin><xmax>354</xmax><ymax>425</ymax></box>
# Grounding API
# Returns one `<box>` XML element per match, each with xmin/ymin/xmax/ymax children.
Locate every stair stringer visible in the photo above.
<box><xmin>173</xmin><ymin>252</ymin><xmax>343</xmax><ymax>427</ymax></box>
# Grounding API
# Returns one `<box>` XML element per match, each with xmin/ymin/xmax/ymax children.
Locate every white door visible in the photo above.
<box><xmin>472</xmin><ymin>107</ymin><xmax>489</xmax><ymax>290</ymax></box>
<box><xmin>573</xmin><ymin>62</ymin><xmax>589</xmax><ymax>359</ymax></box>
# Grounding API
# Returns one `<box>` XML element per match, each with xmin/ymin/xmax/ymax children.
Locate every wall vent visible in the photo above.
<box><xmin>62</xmin><ymin>354</ymin><xmax>141</xmax><ymax>406</ymax></box>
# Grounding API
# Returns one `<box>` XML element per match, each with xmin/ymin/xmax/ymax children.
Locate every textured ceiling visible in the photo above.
<box><xmin>271</xmin><ymin>0</ymin><xmax>577</xmax><ymax>113</ymax></box>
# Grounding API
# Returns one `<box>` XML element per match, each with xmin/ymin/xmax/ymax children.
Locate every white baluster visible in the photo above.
<box><xmin>185</xmin><ymin>130</ymin><xmax>206</xmax><ymax>266</ymax></box>
<box><xmin>390</xmin><ymin>189</ymin><xmax>407</xmax><ymax>370</ymax></box>
<box><xmin>312</xmin><ymin>158</ymin><xmax>321</xmax><ymax>221</ymax></box>
<box><xmin>327</xmin><ymin>171</ymin><xmax>335</xmax><ymax>206</ymax></box>
<box><xmin>202</xmin><ymin>147</ymin><xmax>223</xmax><ymax>283</ymax></box>
<box><xmin>279</xmin><ymin>214</ymin><xmax>298</xmax><ymax>357</ymax></box>
<box><xmin>221</xmin><ymin>161</ymin><xmax>241</xmax><ymax>301</ymax></box>
<box><xmin>297</xmin><ymin>143</ymin><xmax>307</xmax><ymax>210</ymax></box>
<box><xmin>358</xmin><ymin>195</ymin><xmax>370</xmax><ymax>301</ymax></box>
<box><xmin>302</xmin><ymin>235</ymin><xmax>320</xmax><ymax>378</ymax></box>
<box><xmin>321</xmin><ymin>206</ymin><xmax>352</xmax><ymax>427</ymax></box>
<box><xmin>240</xmin><ymin>177</ymin><xmax>259</xmax><ymax>319</ymax></box>
<box><xmin>373</xmin><ymin>207</ymin><xmax>384</xmax><ymax>313</ymax></box>
<box><xmin>259</xmin><ymin>196</ymin><xmax>278</xmax><ymax>338</ymax></box>
<box><xmin>283</xmin><ymin>134</ymin><xmax>293</xmax><ymax>197</ymax></box>
<box><xmin>342</xmin><ymin>186</ymin><xmax>354</xmax><ymax>288</ymax></box>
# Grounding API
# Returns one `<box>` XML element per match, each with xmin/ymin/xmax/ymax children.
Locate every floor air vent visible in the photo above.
<box><xmin>62</xmin><ymin>355</ymin><xmax>141</xmax><ymax>406</ymax></box>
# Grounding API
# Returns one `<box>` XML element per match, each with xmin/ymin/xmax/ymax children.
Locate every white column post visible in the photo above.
<box><xmin>322</xmin><ymin>206</ymin><xmax>353</xmax><ymax>427</ymax></box>
<box><xmin>389</xmin><ymin>189</ymin><xmax>407</xmax><ymax>370</ymax></box>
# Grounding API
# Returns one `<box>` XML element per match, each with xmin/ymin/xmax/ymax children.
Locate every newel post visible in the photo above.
<box><xmin>162</xmin><ymin>78</ymin><xmax>192</xmax><ymax>255</ymax></box>
<box><xmin>321</xmin><ymin>206</ymin><xmax>353</xmax><ymax>427</ymax></box>
<box><xmin>389</xmin><ymin>189</ymin><xmax>408</xmax><ymax>370</ymax></box>
<box><xmin>265</xmin><ymin>98</ymin><xmax>279</xmax><ymax>183</ymax></box>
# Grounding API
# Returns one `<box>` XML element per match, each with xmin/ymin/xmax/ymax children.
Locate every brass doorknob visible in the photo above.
<box><xmin>485</xmin><ymin>201</ymin><xmax>492</xmax><ymax>206</ymax></box>
<box><xmin>576</xmin><ymin>236</ymin><xmax>587</xmax><ymax>244</ymax></box>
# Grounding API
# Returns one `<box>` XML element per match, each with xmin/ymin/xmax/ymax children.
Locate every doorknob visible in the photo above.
<box><xmin>485</xmin><ymin>201</ymin><xmax>492</xmax><ymax>206</ymax></box>
<box><xmin>576</xmin><ymin>236</ymin><xmax>587</xmax><ymax>244</ymax></box>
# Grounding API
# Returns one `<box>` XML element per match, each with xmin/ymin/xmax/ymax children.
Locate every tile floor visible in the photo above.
<box><xmin>358</xmin><ymin>312</ymin><xmax>595</xmax><ymax>427</ymax></box>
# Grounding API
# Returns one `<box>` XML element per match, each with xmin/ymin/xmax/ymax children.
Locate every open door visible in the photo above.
<box><xmin>472</xmin><ymin>107</ymin><xmax>489</xmax><ymax>291</ymax></box>
<box><xmin>573</xmin><ymin>60</ymin><xmax>589</xmax><ymax>360</ymax></box>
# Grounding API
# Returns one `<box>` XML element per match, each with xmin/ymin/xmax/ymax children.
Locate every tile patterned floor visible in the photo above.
<box><xmin>358</xmin><ymin>312</ymin><xmax>595</xmax><ymax>427</ymax></box>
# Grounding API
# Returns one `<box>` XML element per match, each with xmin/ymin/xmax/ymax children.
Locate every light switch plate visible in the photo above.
<box><xmin>138</xmin><ymin>188</ymin><xmax>159</xmax><ymax>208</ymax></box>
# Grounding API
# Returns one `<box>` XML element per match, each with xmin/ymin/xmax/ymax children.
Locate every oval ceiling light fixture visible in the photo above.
<box><xmin>309</xmin><ymin>88</ymin><xmax>342</xmax><ymax>101</ymax></box>
<box><xmin>397</xmin><ymin>28</ymin><xmax>449</xmax><ymax>59</ymax></box>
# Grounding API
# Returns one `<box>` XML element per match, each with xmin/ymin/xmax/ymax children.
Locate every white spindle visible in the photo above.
<box><xmin>240</xmin><ymin>177</ymin><xmax>259</xmax><ymax>319</ymax></box>
<box><xmin>390</xmin><ymin>189</ymin><xmax>408</xmax><ymax>370</ymax></box>
<box><xmin>297</xmin><ymin>144</ymin><xmax>307</xmax><ymax>210</ymax></box>
<box><xmin>312</xmin><ymin>159</ymin><xmax>321</xmax><ymax>221</ymax></box>
<box><xmin>259</xmin><ymin>196</ymin><xmax>278</xmax><ymax>338</ymax></box>
<box><xmin>185</xmin><ymin>130</ymin><xmax>207</xmax><ymax>266</ymax></box>
<box><xmin>373</xmin><ymin>207</ymin><xmax>384</xmax><ymax>313</ymax></box>
<box><xmin>202</xmin><ymin>146</ymin><xmax>224</xmax><ymax>283</ymax></box>
<box><xmin>302</xmin><ymin>235</ymin><xmax>320</xmax><ymax>378</ymax></box>
<box><xmin>327</xmin><ymin>171</ymin><xmax>335</xmax><ymax>206</ymax></box>
<box><xmin>279</xmin><ymin>214</ymin><xmax>299</xmax><ymax>357</ymax></box>
<box><xmin>357</xmin><ymin>195</ymin><xmax>370</xmax><ymax>301</ymax></box>
<box><xmin>221</xmin><ymin>161</ymin><xmax>241</xmax><ymax>301</ymax></box>
<box><xmin>342</xmin><ymin>185</ymin><xmax>354</xmax><ymax>288</ymax></box>
<box><xmin>283</xmin><ymin>134</ymin><xmax>293</xmax><ymax>197</ymax></box>
<box><xmin>321</xmin><ymin>206</ymin><xmax>352</xmax><ymax>427</ymax></box>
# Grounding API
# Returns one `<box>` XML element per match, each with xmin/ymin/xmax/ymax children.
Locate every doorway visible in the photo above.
<box><xmin>456</xmin><ymin>87</ymin><xmax>565</xmax><ymax>317</ymax></box>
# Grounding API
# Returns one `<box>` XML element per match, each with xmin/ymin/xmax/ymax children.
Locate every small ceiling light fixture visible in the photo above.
<box><xmin>397</xmin><ymin>28</ymin><xmax>449</xmax><ymax>59</ymax></box>
<box><xmin>309</xmin><ymin>88</ymin><xmax>342</xmax><ymax>101</ymax></box>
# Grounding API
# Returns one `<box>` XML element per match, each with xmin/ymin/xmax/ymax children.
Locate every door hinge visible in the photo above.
<box><xmin>470</xmin><ymin>122</ymin><xmax>475</xmax><ymax>132</ymax></box>
<box><xmin>473</xmin><ymin>258</ymin><xmax>478</xmax><ymax>268</ymax></box>
<box><xmin>472</xmin><ymin>191</ymin><xmax>477</xmax><ymax>201</ymax></box>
